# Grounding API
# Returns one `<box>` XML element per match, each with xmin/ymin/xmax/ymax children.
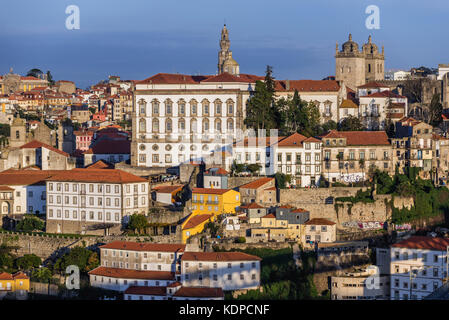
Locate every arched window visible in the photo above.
<box><xmin>214</xmin><ymin>100</ymin><xmax>222</xmax><ymax>115</ymax></box>
<box><xmin>139</xmin><ymin>119</ymin><xmax>146</xmax><ymax>133</ymax></box>
<box><xmin>152</xmin><ymin>100</ymin><xmax>159</xmax><ymax>115</ymax></box>
<box><xmin>202</xmin><ymin>119</ymin><xmax>209</xmax><ymax>133</ymax></box>
<box><xmin>165</xmin><ymin>100</ymin><xmax>172</xmax><ymax>115</ymax></box>
<box><xmin>215</xmin><ymin>119</ymin><xmax>222</xmax><ymax>133</ymax></box>
<box><xmin>138</xmin><ymin>99</ymin><xmax>147</xmax><ymax>115</ymax></box>
<box><xmin>191</xmin><ymin>118</ymin><xmax>197</xmax><ymax>133</ymax></box>
<box><xmin>202</xmin><ymin>100</ymin><xmax>210</xmax><ymax>115</ymax></box>
<box><xmin>178</xmin><ymin>100</ymin><xmax>186</xmax><ymax>116</ymax></box>
<box><xmin>227</xmin><ymin>100</ymin><xmax>234</xmax><ymax>115</ymax></box>
<box><xmin>179</xmin><ymin>118</ymin><xmax>186</xmax><ymax>132</ymax></box>
<box><xmin>166</xmin><ymin>118</ymin><xmax>172</xmax><ymax>133</ymax></box>
<box><xmin>227</xmin><ymin>119</ymin><xmax>234</xmax><ymax>130</ymax></box>
<box><xmin>190</xmin><ymin>100</ymin><xmax>198</xmax><ymax>115</ymax></box>
<box><xmin>152</xmin><ymin>119</ymin><xmax>159</xmax><ymax>133</ymax></box>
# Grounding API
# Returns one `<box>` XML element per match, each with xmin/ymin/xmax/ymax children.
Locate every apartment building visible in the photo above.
<box><xmin>180</xmin><ymin>251</ymin><xmax>261</xmax><ymax>291</ymax></box>
<box><xmin>238</xmin><ymin>177</ymin><xmax>276</xmax><ymax>205</ymax></box>
<box><xmin>390</xmin><ymin>236</ymin><xmax>449</xmax><ymax>300</ymax></box>
<box><xmin>320</xmin><ymin>130</ymin><xmax>393</xmax><ymax>184</ymax></box>
<box><xmin>274</xmin><ymin>132</ymin><xmax>323</xmax><ymax>187</ymax></box>
<box><xmin>302</xmin><ymin>218</ymin><xmax>337</xmax><ymax>246</ymax></box>
<box><xmin>89</xmin><ymin>241</ymin><xmax>260</xmax><ymax>299</ymax></box>
<box><xmin>45</xmin><ymin>169</ymin><xmax>149</xmax><ymax>235</ymax></box>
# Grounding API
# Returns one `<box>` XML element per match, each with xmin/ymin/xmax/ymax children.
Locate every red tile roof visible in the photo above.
<box><xmin>304</xmin><ymin>218</ymin><xmax>336</xmax><ymax>226</ymax></box>
<box><xmin>320</xmin><ymin>130</ymin><xmax>390</xmax><ymax>146</ymax></box>
<box><xmin>391</xmin><ymin>236</ymin><xmax>449</xmax><ymax>251</ymax></box>
<box><xmin>240</xmin><ymin>203</ymin><xmax>265</xmax><ymax>209</ymax></box>
<box><xmin>191</xmin><ymin>188</ymin><xmax>232</xmax><ymax>195</ymax></box>
<box><xmin>152</xmin><ymin>185</ymin><xmax>183</xmax><ymax>194</ymax></box>
<box><xmin>291</xmin><ymin>208</ymin><xmax>309</xmax><ymax>213</ymax></box>
<box><xmin>124</xmin><ymin>286</ymin><xmax>167</xmax><ymax>296</ymax></box>
<box><xmin>86</xmin><ymin>160</ymin><xmax>114</xmax><ymax>169</ymax></box>
<box><xmin>361</xmin><ymin>90</ymin><xmax>406</xmax><ymax>99</ymax></box>
<box><xmin>0</xmin><ymin>170</ymin><xmax>58</xmax><ymax>186</ymax></box>
<box><xmin>0</xmin><ymin>272</ymin><xmax>14</xmax><ymax>280</ymax></box>
<box><xmin>46</xmin><ymin>169</ymin><xmax>148</xmax><ymax>183</ymax></box>
<box><xmin>13</xmin><ymin>272</ymin><xmax>29</xmax><ymax>280</ymax></box>
<box><xmin>99</xmin><ymin>241</ymin><xmax>185</xmax><ymax>252</ymax></box>
<box><xmin>183</xmin><ymin>214</ymin><xmax>213</xmax><ymax>230</ymax></box>
<box><xmin>262</xmin><ymin>213</ymin><xmax>276</xmax><ymax>219</ymax></box>
<box><xmin>357</xmin><ymin>82</ymin><xmax>389</xmax><ymax>89</ymax></box>
<box><xmin>181</xmin><ymin>251</ymin><xmax>261</xmax><ymax>262</ymax></box>
<box><xmin>204</xmin><ymin>167</ymin><xmax>228</xmax><ymax>175</ymax></box>
<box><xmin>233</xmin><ymin>136</ymin><xmax>285</xmax><ymax>147</ymax></box>
<box><xmin>276</xmin><ymin>132</ymin><xmax>308</xmax><ymax>147</ymax></box>
<box><xmin>340</xmin><ymin>99</ymin><xmax>359</xmax><ymax>109</ymax></box>
<box><xmin>20</xmin><ymin>140</ymin><xmax>69</xmax><ymax>157</ymax></box>
<box><xmin>136</xmin><ymin>73</ymin><xmax>263</xmax><ymax>85</ymax></box>
<box><xmin>88</xmin><ymin>267</ymin><xmax>175</xmax><ymax>280</ymax></box>
<box><xmin>173</xmin><ymin>287</ymin><xmax>224</xmax><ymax>298</ymax></box>
<box><xmin>239</xmin><ymin>177</ymin><xmax>274</xmax><ymax>190</ymax></box>
<box><xmin>276</xmin><ymin>80</ymin><xmax>340</xmax><ymax>92</ymax></box>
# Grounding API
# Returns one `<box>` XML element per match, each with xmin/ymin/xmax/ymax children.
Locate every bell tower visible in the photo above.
<box><xmin>218</xmin><ymin>24</ymin><xmax>239</xmax><ymax>75</ymax></box>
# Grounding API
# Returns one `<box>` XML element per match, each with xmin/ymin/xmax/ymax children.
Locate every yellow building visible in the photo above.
<box><xmin>181</xmin><ymin>213</ymin><xmax>214</xmax><ymax>243</ymax></box>
<box><xmin>191</xmin><ymin>188</ymin><xmax>241</xmax><ymax>216</ymax></box>
<box><xmin>0</xmin><ymin>272</ymin><xmax>30</xmax><ymax>292</ymax></box>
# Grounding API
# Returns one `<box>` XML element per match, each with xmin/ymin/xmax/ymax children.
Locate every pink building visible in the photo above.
<box><xmin>74</xmin><ymin>130</ymin><xmax>95</xmax><ymax>151</ymax></box>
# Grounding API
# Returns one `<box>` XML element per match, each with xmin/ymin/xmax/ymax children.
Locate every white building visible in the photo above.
<box><xmin>437</xmin><ymin>64</ymin><xmax>449</xmax><ymax>81</ymax></box>
<box><xmin>180</xmin><ymin>251</ymin><xmax>261</xmax><ymax>291</ymax></box>
<box><xmin>390</xmin><ymin>236</ymin><xmax>449</xmax><ymax>300</ymax></box>
<box><xmin>0</xmin><ymin>170</ymin><xmax>51</xmax><ymax>216</ymax></box>
<box><xmin>89</xmin><ymin>240</ymin><xmax>260</xmax><ymax>299</ymax></box>
<box><xmin>302</xmin><ymin>218</ymin><xmax>337</xmax><ymax>247</ymax></box>
<box><xmin>45</xmin><ymin>169</ymin><xmax>149</xmax><ymax>235</ymax></box>
<box><xmin>385</xmin><ymin>70</ymin><xmax>411</xmax><ymax>81</ymax></box>
<box><xmin>273</xmin><ymin>133</ymin><xmax>323</xmax><ymax>187</ymax></box>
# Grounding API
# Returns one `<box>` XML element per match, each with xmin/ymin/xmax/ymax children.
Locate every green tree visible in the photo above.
<box><xmin>338</xmin><ymin>115</ymin><xmax>365</xmax><ymax>131</ymax></box>
<box><xmin>54</xmin><ymin>247</ymin><xmax>98</xmax><ymax>273</ymax></box>
<box><xmin>275</xmin><ymin>172</ymin><xmax>291</xmax><ymax>189</ymax></box>
<box><xmin>15</xmin><ymin>254</ymin><xmax>41</xmax><ymax>271</ymax></box>
<box><xmin>127</xmin><ymin>214</ymin><xmax>149</xmax><ymax>234</ymax></box>
<box><xmin>245</xmin><ymin>66</ymin><xmax>279</xmax><ymax>133</ymax></box>
<box><xmin>246</xmin><ymin>163</ymin><xmax>261</xmax><ymax>175</ymax></box>
<box><xmin>15</xmin><ymin>215</ymin><xmax>45</xmax><ymax>232</ymax></box>
<box><xmin>46</xmin><ymin>70</ymin><xmax>55</xmax><ymax>86</ymax></box>
<box><xmin>31</xmin><ymin>267</ymin><xmax>52</xmax><ymax>283</ymax></box>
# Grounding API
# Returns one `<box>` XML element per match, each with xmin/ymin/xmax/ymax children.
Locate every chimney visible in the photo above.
<box><xmin>286</xmin><ymin>80</ymin><xmax>290</xmax><ymax>91</ymax></box>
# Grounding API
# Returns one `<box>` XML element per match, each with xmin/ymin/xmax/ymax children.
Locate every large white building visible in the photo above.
<box><xmin>45</xmin><ymin>169</ymin><xmax>149</xmax><ymax>235</ymax></box>
<box><xmin>89</xmin><ymin>240</ymin><xmax>261</xmax><ymax>300</ymax></box>
<box><xmin>390</xmin><ymin>236</ymin><xmax>449</xmax><ymax>300</ymax></box>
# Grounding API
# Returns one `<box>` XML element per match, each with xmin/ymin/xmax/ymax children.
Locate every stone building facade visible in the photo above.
<box><xmin>335</xmin><ymin>34</ymin><xmax>385</xmax><ymax>91</ymax></box>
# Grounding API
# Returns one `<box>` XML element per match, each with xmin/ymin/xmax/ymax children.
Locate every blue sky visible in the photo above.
<box><xmin>0</xmin><ymin>0</ymin><xmax>448</xmax><ymax>89</ymax></box>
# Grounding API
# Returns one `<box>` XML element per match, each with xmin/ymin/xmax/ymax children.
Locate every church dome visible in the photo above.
<box><xmin>342</xmin><ymin>34</ymin><xmax>359</xmax><ymax>53</ymax></box>
<box><xmin>363</xmin><ymin>35</ymin><xmax>379</xmax><ymax>54</ymax></box>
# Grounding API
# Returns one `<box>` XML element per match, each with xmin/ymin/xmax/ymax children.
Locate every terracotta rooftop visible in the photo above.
<box><xmin>304</xmin><ymin>218</ymin><xmax>336</xmax><ymax>226</ymax></box>
<box><xmin>173</xmin><ymin>287</ymin><xmax>224</xmax><ymax>298</ymax></box>
<box><xmin>124</xmin><ymin>286</ymin><xmax>166</xmax><ymax>296</ymax></box>
<box><xmin>181</xmin><ymin>251</ymin><xmax>261</xmax><ymax>262</ymax></box>
<box><xmin>204</xmin><ymin>167</ymin><xmax>229</xmax><ymax>175</ymax></box>
<box><xmin>183</xmin><ymin>214</ymin><xmax>213</xmax><ymax>230</ymax></box>
<box><xmin>20</xmin><ymin>140</ymin><xmax>69</xmax><ymax>157</ymax></box>
<box><xmin>0</xmin><ymin>272</ymin><xmax>14</xmax><ymax>280</ymax></box>
<box><xmin>320</xmin><ymin>130</ymin><xmax>390</xmax><ymax>146</ymax></box>
<box><xmin>136</xmin><ymin>72</ymin><xmax>263</xmax><ymax>85</ymax></box>
<box><xmin>88</xmin><ymin>267</ymin><xmax>175</xmax><ymax>280</ymax></box>
<box><xmin>12</xmin><ymin>271</ymin><xmax>29</xmax><ymax>280</ymax></box>
<box><xmin>340</xmin><ymin>99</ymin><xmax>359</xmax><ymax>109</ymax></box>
<box><xmin>262</xmin><ymin>213</ymin><xmax>276</xmax><ymax>219</ymax></box>
<box><xmin>85</xmin><ymin>160</ymin><xmax>114</xmax><ymax>169</ymax></box>
<box><xmin>0</xmin><ymin>170</ymin><xmax>58</xmax><ymax>186</ymax></box>
<box><xmin>152</xmin><ymin>185</ymin><xmax>183</xmax><ymax>194</ymax></box>
<box><xmin>46</xmin><ymin>168</ymin><xmax>148</xmax><ymax>183</ymax></box>
<box><xmin>240</xmin><ymin>203</ymin><xmax>265</xmax><ymax>209</ymax></box>
<box><xmin>391</xmin><ymin>236</ymin><xmax>449</xmax><ymax>251</ymax></box>
<box><xmin>239</xmin><ymin>177</ymin><xmax>274</xmax><ymax>190</ymax></box>
<box><xmin>276</xmin><ymin>132</ymin><xmax>308</xmax><ymax>147</ymax></box>
<box><xmin>191</xmin><ymin>187</ymin><xmax>232</xmax><ymax>195</ymax></box>
<box><xmin>100</xmin><ymin>241</ymin><xmax>185</xmax><ymax>253</ymax></box>
<box><xmin>233</xmin><ymin>136</ymin><xmax>285</xmax><ymax>147</ymax></box>
<box><xmin>275</xmin><ymin>80</ymin><xmax>340</xmax><ymax>92</ymax></box>
<box><xmin>361</xmin><ymin>90</ymin><xmax>406</xmax><ymax>99</ymax></box>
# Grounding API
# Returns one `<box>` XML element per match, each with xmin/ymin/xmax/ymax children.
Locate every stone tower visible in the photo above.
<box><xmin>362</xmin><ymin>35</ymin><xmax>385</xmax><ymax>83</ymax></box>
<box><xmin>335</xmin><ymin>34</ymin><xmax>384</xmax><ymax>91</ymax></box>
<box><xmin>9</xmin><ymin>116</ymin><xmax>27</xmax><ymax>148</ymax></box>
<box><xmin>218</xmin><ymin>25</ymin><xmax>240</xmax><ymax>75</ymax></box>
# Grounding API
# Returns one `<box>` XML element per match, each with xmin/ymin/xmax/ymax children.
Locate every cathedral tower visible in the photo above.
<box><xmin>218</xmin><ymin>25</ymin><xmax>240</xmax><ymax>75</ymax></box>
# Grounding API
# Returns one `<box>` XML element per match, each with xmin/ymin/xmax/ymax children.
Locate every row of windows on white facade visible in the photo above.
<box><xmin>48</xmin><ymin>209</ymin><xmax>121</xmax><ymax>221</ymax></box>
<box><xmin>47</xmin><ymin>183</ymin><xmax>146</xmax><ymax>194</ymax></box>
<box><xmin>137</xmin><ymin>99</ymin><xmax>236</xmax><ymax>117</ymax></box>
<box><xmin>48</xmin><ymin>195</ymin><xmax>146</xmax><ymax>207</ymax></box>
<box><xmin>138</xmin><ymin>117</ymin><xmax>235</xmax><ymax>133</ymax></box>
